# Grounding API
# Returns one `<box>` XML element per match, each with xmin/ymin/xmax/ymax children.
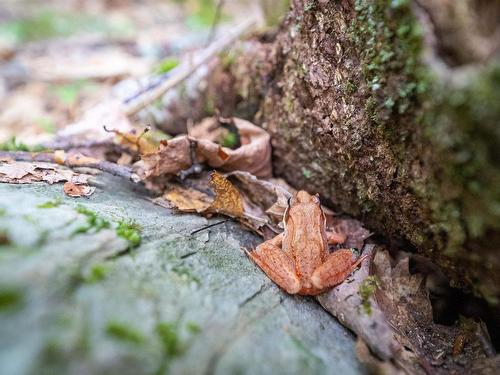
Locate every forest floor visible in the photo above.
<box><xmin>0</xmin><ymin>1</ymin><xmax>498</xmax><ymax>374</ymax></box>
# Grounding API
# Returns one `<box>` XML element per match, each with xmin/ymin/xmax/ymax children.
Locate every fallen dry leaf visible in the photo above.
<box><xmin>136</xmin><ymin>136</ymin><xmax>193</xmax><ymax>179</ymax></box>
<box><xmin>327</xmin><ymin>216</ymin><xmax>371</xmax><ymax>250</ymax></box>
<box><xmin>163</xmin><ymin>186</ymin><xmax>212</xmax><ymax>213</ymax></box>
<box><xmin>209</xmin><ymin>171</ymin><xmax>244</xmax><ymax>217</ymax></box>
<box><xmin>0</xmin><ymin>160</ymin><xmax>89</xmax><ymax>185</ymax></box>
<box><xmin>135</xmin><ymin>117</ymin><xmax>272</xmax><ymax>181</ymax></box>
<box><xmin>317</xmin><ymin>245</ymin><xmax>396</xmax><ymax>361</ymax></box>
<box><xmin>196</xmin><ymin>118</ymin><xmax>272</xmax><ymax>178</ymax></box>
<box><xmin>225</xmin><ymin>171</ymin><xmax>292</xmax><ymax>225</ymax></box>
<box><xmin>63</xmin><ymin>182</ymin><xmax>95</xmax><ymax>198</ymax></box>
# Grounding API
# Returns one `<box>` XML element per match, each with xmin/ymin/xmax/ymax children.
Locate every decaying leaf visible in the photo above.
<box><xmin>209</xmin><ymin>171</ymin><xmax>244</xmax><ymax>217</ymax></box>
<box><xmin>317</xmin><ymin>245</ymin><xmax>396</xmax><ymax>361</ymax></box>
<box><xmin>135</xmin><ymin>117</ymin><xmax>272</xmax><ymax>181</ymax></box>
<box><xmin>225</xmin><ymin>171</ymin><xmax>292</xmax><ymax>225</ymax></box>
<box><xmin>163</xmin><ymin>186</ymin><xmax>212</xmax><ymax>213</ymax></box>
<box><xmin>136</xmin><ymin>137</ymin><xmax>193</xmax><ymax>179</ymax></box>
<box><xmin>105</xmin><ymin>126</ymin><xmax>159</xmax><ymax>156</ymax></box>
<box><xmin>195</xmin><ymin>118</ymin><xmax>272</xmax><ymax>178</ymax></box>
<box><xmin>320</xmin><ymin>248</ymin><xmax>498</xmax><ymax>375</ymax></box>
<box><xmin>63</xmin><ymin>182</ymin><xmax>95</xmax><ymax>198</ymax></box>
<box><xmin>327</xmin><ymin>216</ymin><xmax>371</xmax><ymax>250</ymax></box>
<box><xmin>0</xmin><ymin>160</ymin><xmax>89</xmax><ymax>185</ymax></box>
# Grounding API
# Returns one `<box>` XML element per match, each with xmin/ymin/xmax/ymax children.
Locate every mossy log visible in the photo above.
<box><xmin>170</xmin><ymin>0</ymin><xmax>500</xmax><ymax>303</ymax></box>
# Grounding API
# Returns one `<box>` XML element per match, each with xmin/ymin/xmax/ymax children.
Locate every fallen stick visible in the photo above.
<box><xmin>123</xmin><ymin>19</ymin><xmax>256</xmax><ymax>116</ymax></box>
<box><xmin>0</xmin><ymin>151</ymin><xmax>140</xmax><ymax>183</ymax></box>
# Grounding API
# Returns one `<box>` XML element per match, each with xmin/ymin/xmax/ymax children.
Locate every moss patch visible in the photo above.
<box><xmin>73</xmin><ymin>205</ymin><xmax>110</xmax><ymax>235</ymax></box>
<box><xmin>84</xmin><ymin>264</ymin><xmax>112</xmax><ymax>284</ymax></box>
<box><xmin>0</xmin><ymin>136</ymin><xmax>45</xmax><ymax>152</ymax></box>
<box><xmin>0</xmin><ymin>285</ymin><xmax>24</xmax><ymax>311</ymax></box>
<box><xmin>116</xmin><ymin>220</ymin><xmax>142</xmax><ymax>248</ymax></box>
<box><xmin>37</xmin><ymin>198</ymin><xmax>62</xmax><ymax>209</ymax></box>
<box><xmin>358</xmin><ymin>276</ymin><xmax>380</xmax><ymax>315</ymax></box>
<box><xmin>106</xmin><ymin>321</ymin><xmax>145</xmax><ymax>345</ymax></box>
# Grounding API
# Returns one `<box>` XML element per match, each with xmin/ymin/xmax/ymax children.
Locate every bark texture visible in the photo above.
<box><xmin>200</xmin><ymin>0</ymin><xmax>500</xmax><ymax>303</ymax></box>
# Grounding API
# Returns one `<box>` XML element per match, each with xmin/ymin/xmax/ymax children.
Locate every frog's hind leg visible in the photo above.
<box><xmin>247</xmin><ymin>240</ymin><xmax>300</xmax><ymax>294</ymax></box>
<box><xmin>311</xmin><ymin>249</ymin><xmax>368</xmax><ymax>291</ymax></box>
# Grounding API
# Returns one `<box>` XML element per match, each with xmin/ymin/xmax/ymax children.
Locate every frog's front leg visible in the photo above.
<box><xmin>247</xmin><ymin>233</ymin><xmax>301</xmax><ymax>294</ymax></box>
<box><xmin>311</xmin><ymin>249</ymin><xmax>368</xmax><ymax>291</ymax></box>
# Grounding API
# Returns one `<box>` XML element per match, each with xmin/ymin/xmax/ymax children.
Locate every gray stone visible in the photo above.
<box><xmin>0</xmin><ymin>174</ymin><xmax>364</xmax><ymax>375</ymax></box>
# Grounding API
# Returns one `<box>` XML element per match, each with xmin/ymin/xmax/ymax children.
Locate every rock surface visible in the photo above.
<box><xmin>0</xmin><ymin>174</ymin><xmax>364</xmax><ymax>375</ymax></box>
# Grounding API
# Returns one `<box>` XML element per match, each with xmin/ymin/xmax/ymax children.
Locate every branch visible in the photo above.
<box><xmin>123</xmin><ymin>19</ymin><xmax>256</xmax><ymax>116</ymax></box>
<box><xmin>0</xmin><ymin>151</ymin><xmax>140</xmax><ymax>183</ymax></box>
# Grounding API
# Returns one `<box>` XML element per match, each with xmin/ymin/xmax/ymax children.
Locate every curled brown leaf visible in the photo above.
<box><xmin>63</xmin><ymin>182</ymin><xmax>95</xmax><ymax>197</ymax></box>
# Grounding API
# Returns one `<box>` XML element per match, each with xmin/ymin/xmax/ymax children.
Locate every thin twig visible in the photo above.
<box><xmin>0</xmin><ymin>151</ymin><xmax>140</xmax><ymax>183</ymax></box>
<box><xmin>207</xmin><ymin>0</ymin><xmax>226</xmax><ymax>45</ymax></box>
<box><xmin>123</xmin><ymin>19</ymin><xmax>255</xmax><ymax>117</ymax></box>
<box><xmin>190</xmin><ymin>219</ymin><xmax>228</xmax><ymax>235</ymax></box>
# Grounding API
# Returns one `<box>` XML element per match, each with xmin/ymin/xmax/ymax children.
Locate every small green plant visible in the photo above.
<box><xmin>220</xmin><ymin>131</ymin><xmax>238</xmax><ymax>149</ymax></box>
<box><xmin>0</xmin><ymin>136</ymin><xmax>45</xmax><ymax>152</ymax></box>
<box><xmin>154</xmin><ymin>57</ymin><xmax>180</xmax><ymax>74</ymax></box>
<box><xmin>358</xmin><ymin>275</ymin><xmax>380</xmax><ymax>315</ymax></box>
<box><xmin>37</xmin><ymin>198</ymin><xmax>62</xmax><ymax>209</ymax></box>
<box><xmin>106</xmin><ymin>321</ymin><xmax>145</xmax><ymax>345</ymax></box>
<box><xmin>116</xmin><ymin>220</ymin><xmax>142</xmax><ymax>248</ymax></box>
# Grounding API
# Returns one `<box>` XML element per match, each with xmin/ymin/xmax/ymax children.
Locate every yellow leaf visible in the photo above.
<box><xmin>164</xmin><ymin>186</ymin><xmax>211</xmax><ymax>213</ymax></box>
<box><xmin>209</xmin><ymin>171</ymin><xmax>243</xmax><ymax>217</ymax></box>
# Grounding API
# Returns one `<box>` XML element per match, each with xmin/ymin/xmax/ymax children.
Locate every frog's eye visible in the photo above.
<box><xmin>312</xmin><ymin>195</ymin><xmax>320</xmax><ymax>204</ymax></box>
<box><xmin>287</xmin><ymin>196</ymin><xmax>292</xmax><ymax>206</ymax></box>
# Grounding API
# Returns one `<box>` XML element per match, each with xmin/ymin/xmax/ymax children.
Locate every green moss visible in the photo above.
<box><xmin>0</xmin><ymin>136</ymin><xmax>46</xmax><ymax>152</ymax></box>
<box><xmin>351</xmin><ymin>0</ymin><xmax>427</xmax><ymax>123</ymax></box>
<box><xmin>84</xmin><ymin>264</ymin><xmax>111</xmax><ymax>283</ymax></box>
<box><xmin>106</xmin><ymin>321</ymin><xmax>145</xmax><ymax>345</ymax></box>
<box><xmin>73</xmin><ymin>205</ymin><xmax>110</xmax><ymax>235</ymax></box>
<box><xmin>37</xmin><ymin>198</ymin><xmax>62</xmax><ymax>209</ymax></box>
<box><xmin>358</xmin><ymin>276</ymin><xmax>380</xmax><ymax>315</ymax></box>
<box><xmin>186</xmin><ymin>321</ymin><xmax>201</xmax><ymax>334</ymax></box>
<box><xmin>116</xmin><ymin>220</ymin><xmax>142</xmax><ymax>248</ymax></box>
<box><xmin>155</xmin><ymin>322</ymin><xmax>183</xmax><ymax>358</ymax></box>
<box><xmin>345</xmin><ymin>80</ymin><xmax>358</xmax><ymax>95</ymax></box>
<box><xmin>0</xmin><ymin>285</ymin><xmax>23</xmax><ymax>311</ymax></box>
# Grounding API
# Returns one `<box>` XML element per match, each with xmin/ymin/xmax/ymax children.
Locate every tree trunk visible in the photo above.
<box><xmin>196</xmin><ymin>0</ymin><xmax>500</xmax><ymax>304</ymax></box>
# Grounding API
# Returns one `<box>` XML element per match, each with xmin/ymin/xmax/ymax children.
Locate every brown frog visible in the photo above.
<box><xmin>247</xmin><ymin>190</ymin><xmax>367</xmax><ymax>295</ymax></box>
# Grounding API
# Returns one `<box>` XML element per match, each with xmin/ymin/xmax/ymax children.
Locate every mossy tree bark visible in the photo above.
<box><xmin>198</xmin><ymin>0</ymin><xmax>500</xmax><ymax>303</ymax></box>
